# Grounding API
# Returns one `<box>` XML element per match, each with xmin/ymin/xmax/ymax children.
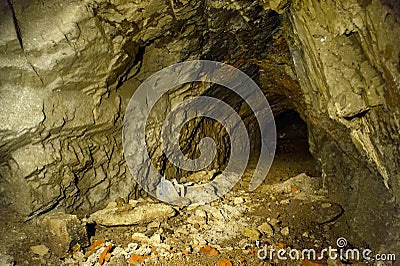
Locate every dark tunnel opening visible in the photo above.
<box><xmin>266</xmin><ymin>109</ymin><xmax>320</xmax><ymax>184</ymax></box>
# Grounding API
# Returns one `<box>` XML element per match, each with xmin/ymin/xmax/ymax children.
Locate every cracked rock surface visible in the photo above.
<box><xmin>0</xmin><ymin>0</ymin><xmax>284</xmax><ymax>218</ymax></box>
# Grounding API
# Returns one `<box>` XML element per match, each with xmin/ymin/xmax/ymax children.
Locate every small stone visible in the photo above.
<box><xmin>257</xmin><ymin>223</ymin><xmax>274</xmax><ymax>236</ymax></box>
<box><xmin>129</xmin><ymin>254</ymin><xmax>143</xmax><ymax>264</ymax></box>
<box><xmin>115</xmin><ymin>197</ymin><xmax>126</xmax><ymax>207</ymax></box>
<box><xmin>321</xmin><ymin>202</ymin><xmax>332</xmax><ymax>208</ymax></box>
<box><xmin>188</xmin><ymin>209</ymin><xmax>208</xmax><ymax>225</ymax></box>
<box><xmin>136</xmin><ymin>245</ymin><xmax>152</xmax><ymax>256</ymax></box>
<box><xmin>195</xmin><ymin>209</ymin><xmax>207</xmax><ymax>219</ymax></box>
<box><xmin>175</xmin><ymin>227</ymin><xmax>189</xmax><ymax>236</ymax></box>
<box><xmin>281</xmin><ymin>227</ymin><xmax>290</xmax><ymax>236</ymax></box>
<box><xmin>30</xmin><ymin>245</ymin><xmax>49</xmax><ymax>257</ymax></box>
<box><xmin>132</xmin><ymin>232</ymin><xmax>149</xmax><ymax>243</ymax></box>
<box><xmin>147</xmin><ymin>221</ymin><xmax>161</xmax><ymax>229</ymax></box>
<box><xmin>238</xmin><ymin>239</ymin><xmax>248</xmax><ymax>249</ymax></box>
<box><xmin>109</xmin><ymin>253</ymin><xmax>128</xmax><ymax>266</ymax></box>
<box><xmin>280</xmin><ymin>199</ymin><xmax>291</xmax><ymax>204</ymax></box>
<box><xmin>269</xmin><ymin>218</ymin><xmax>279</xmax><ymax>226</ymax></box>
<box><xmin>233</xmin><ymin>197</ymin><xmax>245</xmax><ymax>204</ymax></box>
<box><xmin>72</xmin><ymin>251</ymin><xmax>85</xmax><ymax>261</ymax></box>
<box><xmin>241</xmin><ymin>228</ymin><xmax>261</xmax><ymax>241</ymax></box>
<box><xmin>149</xmin><ymin>233</ymin><xmax>162</xmax><ymax>245</ymax></box>
<box><xmin>136</xmin><ymin>226</ymin><xmax>147</xmax><ymax>233</ymax></box>
<box><xmin>192</xmin><ymin>236</ymin><xmax>208</xmax><ymax>247</ymax></box>
<box><xmin>208</xmin><ymin>208</ymin><xmax>225</xmax><ymax>220</ymax></box>
<box><xmin>302</xmin><ymin>231</ymin><xmax>309</xmax><ymax>238</ymax></box>
<box><xmin>199</xmin><ymin>246</ymin><xmax>219</xmax><ymax>256</ymax></box>
<box><xmin>127</xmin><ymin>243</ymin><xmax>138</xmax><ymax>251</ymax></box>
<box><xmin>323</xmin><ymin>224</ymin><xmax>331</xmax><ymax>231</ymax></box>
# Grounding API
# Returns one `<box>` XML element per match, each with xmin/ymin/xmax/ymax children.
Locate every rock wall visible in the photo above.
<box><xmin>286</xmin><ymin>0</ymin><xmax>400</xmax><ymax>252</ymax></box>
<box><xmin>0</xmin><ymin>0</ymin><xmax>288</xmax><ymax>218</ymax></box>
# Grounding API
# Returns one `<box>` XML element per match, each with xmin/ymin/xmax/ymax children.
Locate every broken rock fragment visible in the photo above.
<box><xmin>257</xmin><ymin>222</ymin><xmax>274</xmax><ymax>236</ymax></box>
<box><xmin>40</xmin><ymin>212</ymin><xmax>89</xmax><ymax>258</ymax></box>
<box><xmin>312</xmin><ymin>201</ymin><xmax>344</xmax><ymax>224</ymax></box>
<box><xmin>87</xmin><ymin>202</ymin><xmax>176</xmax><ymax>226</ymax></box>
<box><xmin>30</xmin><ymin>245</ymin><xmax>49</xmax><ymax>257</ymax></box>
<box><xmin>241</xmin><ymin>227</ymin><xmax>261</xmax><ymax>241</ymax></box>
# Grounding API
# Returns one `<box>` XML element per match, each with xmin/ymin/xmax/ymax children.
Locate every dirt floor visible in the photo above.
<box><xmin>1</xmin><ymin>113</ymin><xmax>389</xmax><ymax>266</ymax></box>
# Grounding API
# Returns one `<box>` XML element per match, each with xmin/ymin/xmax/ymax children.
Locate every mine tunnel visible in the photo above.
<box><xmin>0</xmin><ymin>0</ymin><xmax>399</xmax><ymax>265</ymax></box>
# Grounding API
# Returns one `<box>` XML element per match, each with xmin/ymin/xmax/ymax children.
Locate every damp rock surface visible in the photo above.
<box><xmin>286</xmin><ymin>0</ymin><xmax>400</xmax><ymax>250</ymax></box>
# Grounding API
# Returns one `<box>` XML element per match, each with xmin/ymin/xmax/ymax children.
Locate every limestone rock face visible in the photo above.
<box><xmin>285</xmin><ymin>0</ymin><xmax>400</xmax><ymax>251</ymax></box>
<box><xmin>0</xmin><ymin>0</ymin><xmax>284</xmax><ymax>218</ymax></box>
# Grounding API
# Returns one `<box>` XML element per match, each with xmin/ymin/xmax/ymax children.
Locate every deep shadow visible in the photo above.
<box><xmin>271</xmin><ymin>109</ymin><xmax>320</xmax><ymax>180</ymax></box>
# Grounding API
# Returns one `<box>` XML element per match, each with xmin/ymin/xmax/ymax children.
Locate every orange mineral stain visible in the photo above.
<box><xmin>217</xmin><ymin>259</ymin><xmax>233</xmax><ymax>266</ymax></box>
<box><xmin>90</xmin><ymin>239</ymin><xmax>106</xmax><ymax>251</ymax></box>
<box><xmin>129</xmin><ymin>254</ymin><xmax>143</xmax><ymax>264</ymax></box>
<box><xmin>199</xmin><ymin>246</ymin><xmax>220</xmax><ymax>256</ymax></box>
<box><xmin>98</xmin><ymin>243</ymin><xmax>113</xmax><ymax>265</ymax></box>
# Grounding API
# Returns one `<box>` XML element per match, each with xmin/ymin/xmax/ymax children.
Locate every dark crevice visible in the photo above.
<box><xmin>343</xmin><ymin>109</ymin><xmax>370</xmax><ymax>120</ymax></box>
<box><xmin>86</xmin><ymin>223</ymin><xmax>96</xmax><ymax>239</ymax></box>
<box><xmin>6</xmin><ymin>0</ymin><xmax>23</xmax><ymax>51</ymax></box>
<box><xmin>27</xmin><ymin>61</ymin><xmax>45</xmax><ymax>85</ymax></box>
<box><xmin>397</xmin><ymin>50</ymin><xmax>400</xmax><ymax>73</ymax></box>
<box><xmin>5</xmin><ymin>0</ymin><xmax>46</xmax><ymax>86</ymax></box>
<box><xmin>24</xmin><ymin>195</ymin><xmax>64</xmax><ymax>222</ymax></box>
<box><xmin>116</xmin><ymin>45</ymin><xmax>146</xmax><ymax>89</ymax></box>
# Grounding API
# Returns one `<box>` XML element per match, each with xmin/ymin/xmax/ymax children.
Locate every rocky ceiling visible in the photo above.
<box><xmin>0</xmin><ymin>0</ymin><xmax>399</xmax><ymax>255</ymax></box>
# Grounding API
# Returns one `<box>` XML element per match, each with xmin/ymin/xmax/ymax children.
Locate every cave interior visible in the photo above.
<box><xmin>0</xmin><ymin>0</ymin><xmax>399</xmax><ymax>265</ymax></box>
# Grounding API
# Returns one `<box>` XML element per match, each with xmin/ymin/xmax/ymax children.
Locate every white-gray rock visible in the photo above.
<box><xmin>281</xmin><ymin>227</ymin><xmax>290</xmax><ymax>236</ymax></box>
<box><xmin>30</xmin><ymin>245</ymin><xmax>49</xmax><ymax>257</ymax></box>
<box><xmin>233</xmin><ymin>197</ymin><xmax>245</xmax><ymax>204</ymax></box>
<box><xmin>257</xmin><ymin>222</ymin><xmax>274</xmax><ymax>236</ymax></box>
<box><xmin>88</xmin><ymin>202</ymin><xmax>176</xmax><ymax>226</ymax></box>
<box><xmin>131</xmin><ymin>232</ymin><xmax>149</xmax><ymax>243</ymax></box>
<box><xmin>321</xmin><ymin>202</ymin><xmax>332</xmax><ymax>208</ymax></box>
<box><xmin>241</xmin><ymin>228</ymin><xmax>261</xmax><ymax>241</ymax></box>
